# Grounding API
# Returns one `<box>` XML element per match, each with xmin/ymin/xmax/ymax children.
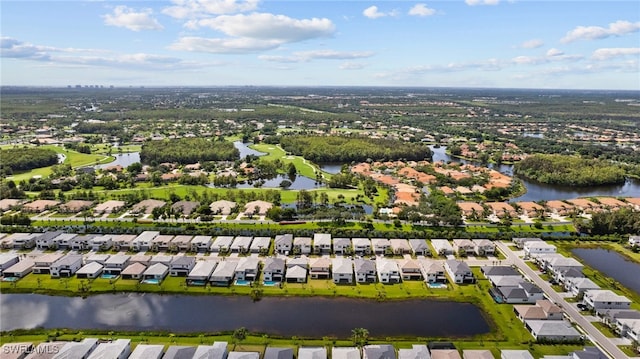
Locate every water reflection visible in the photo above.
<box><xmin>572</xmin><ymin>248</ymin><xmax>640</xmax><ymax>295</ymax></box>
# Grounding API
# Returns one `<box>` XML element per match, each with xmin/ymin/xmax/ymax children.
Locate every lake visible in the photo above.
<box><xmin>98</xmin><ymin>152</ymin><xmax>140</xmax><ymax>169</ymax></box>
<box><xmin>571</xmin><ymin>248</ymin><xmax>640</xmax><ymax>295</ymax></box>
<box><xmin>234</xmin><ymin>141</ymin><xmax>267</xmax><ymax>158</ymax></box>
<box><xmin>0</xmin><ymin>294</ymin><xmax>490</xmax><ymax>337</ymax></box>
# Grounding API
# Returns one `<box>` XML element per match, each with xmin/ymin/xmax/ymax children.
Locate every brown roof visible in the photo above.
<box><xmin>59</xmin><ymin>200</ymin><xmax>93</xmax><ymax>212</ymax></box>
<box><xmin>23</xmin><ymin>199</ymin><xmax>60</xmax><ymax>212</ymax></box>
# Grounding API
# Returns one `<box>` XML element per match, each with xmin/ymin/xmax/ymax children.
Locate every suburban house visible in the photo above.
<box><xmin>53</xmin><ymin>338</ymin><xmax>99</xmax><ymax>359</ymax></box>
<box><xmin>0</xmin><ymin>253</ymin><xmax>19</xmax><ymax>275</ymax></box>
<box><xmin>363</xmin><ymin>345</ymin><xmax>396</xmax><ymax>359</ymax></box>
<box><xmin>50</xmin><ymin>254</ymin><xmax>83</xmax><ymax>278</ymax></box>
<box><xmin>398</xmin><ymin>258</ymin><xmax>423</xmax><ymax>281</ymax></box>
<box><xmin>263</xmin><ymin>257</ymin><xmax>285</xmax><ymax>283</ymax></box>
<box><xmin>130</xmin><ymin>254</ymin><xmax>151</xmax><ymax>266</ymax></box>
<box><xmin>583</xmin><ymin>290</ymin><xmax>632</xmax><ymax>310</ymax></box>
<box><xmin>58</xmin><ymin>200</ymin><xmax>93</xmax><ymax>214</ymax></box>
<box><xmin>333</xmin><ymin>237</ymin><xmax>352</xmax><ymax>255</ymax></box>
<box><xmin>376</xmin><ymin>258</ymin><xmax>401</xmax><ymax>284</ymax></box>
<box><xmin>22</xmin><ymin>199</ymin><xmax>59</xmax><ymax>213</ymax></box>
<box><xmin>298</xmin><ymin>347</ymin><xmax>327</xmax><ymax>359</ymax></box>
<box><xmin>94</xmin><ymin>200</ymin><xmax>125</xmax><ymax>215</ymax></box>
<box><xmin>265</xmin><ymin>347</ymin><xmax>294</xmax><ymax>359</ymax></box>
<box><xmin>249</xmin><ymin>237</ymin><xmax>271</xmax><ymax>254</ymax></box>
<box><xmin>209</xmin><ymin>200</ymin><xmax>237</xmax><ymax>215</ymax></box>
<box><xmin>150</xmin><ymin>235</ymin><xmax>174</xmax><ymax>252</ymax></box>
<box><xmin>452</xmin><ymin>239</ymin><xmax>475</xmax><ymax>256</ymax></box>
<box><xmin>234</xmin><ymin>257</ymin><xmax>260</xmax><ymax>282</ymax></box>
<box><xmin>71</xmin><ymin>234</ymin><xmax>93</xmax><ymax>251</ymax></box>
<box><xmin>313</xmin><ymin>233</ymin><xmax>332</xmax><ymax>254</ymax></box>
<box><xmin>243</xmin><ymin>200</ymin><xmax>272</xmax><ymax>216</ymax></box>
<box><xmin>230</xmin><ymin>236</ymin><xmax>253</xmax><ymax>254</ymax></box>
<box><xmin>51</xmin><ymin>233</ymin><xmax>77</xmax><ymax>249</ymax></box>
<box><xmin>472</xmin><ymin>239</ymin><xmax>496</xmax><ymax>256</ymax></box>
<box><xmin>429</xmin><ymin>349</ymin><xmax>461</xmax><ymax>359</ymax></box>
<box><xmin>500</xmin><ymin>350</ymin><xmax>534</xmax><ymax>359</ymax></box>
<box><xmin>309</xmin><ymin>257</ymin><xmax>331</xmax><ymax>279</ymax></box>
<box><xmin>486</xmin><ymin>202</ymin><xmax>517</xmax><ymax>218</ymax></box>
<box><xmin>89</xmin><ymin>235</ymin><xmax>114</xmax><ymax>251</ymax></box>
<box><xmin>409</xmin><ymin>239</ymin><xmax>431</xmax><ymax>256</ymax></box>
<box><xmin>445</xmin><ymin>259</ymin><xmax>475</xmax><ymax>284</ymax></box>
<box><xmin>121</xmin><ymin>262</ymin><xmax>147</xmax><ymax>280</ymax></box>
<box><xmin>554</xmin><ymin>267</ymin><xmax>586</xmax><ymax>285</ymax></box>
<box><xmin>419</xmin><ymin>259</ymin><xmax>447</xmax><ymax>283</ymax></box>
<box><xmin>398</xmin><ymin>345</ymin><xmax>429</xmax><ymax>359</ymax></box>
<box><xmin>132</xmin><ymin>231</ymin><xmax>160</xmax><ymax>252</ymax></box>
<box><xmin>171</xmin><ymin>200</ymin><xmax>199</xmax><ymax>217</ymax></box>
<box><xmin>372</xmin><ymin>238</ymin><xmax>391</xmax><ymax>255</ymax></box>
<box><xmin>390</xmin><ymin>239</ymin><xmax>411</xmax><ymax>255</ymax></box>
<box><xmin>545</xmin><ymin>200</ymin><xmax>574</xmax><ymax>216</ymax></box>
<box><xmin>76</xmin><ymin>262</ymin><xmax>103</xmax><ymax>279</ymax></box>
<box><xmin>598</xmin><ymin>309</ymin><xmax>640</xmax><ymax>327</ymax></box>
<box><xmin>211</xmin><ymin>236</ymin><xmax>234</xmax><ymax>253</ymax></box>
<box><xmin>210</xmin><ymin>261</ymin><xmax>238</xmax><ymax>286</ymax></box>
<box><xmin>613</xmin><ymin>317</ymin><xmax>640</xmax><ymax>341</ymax></box>
<box><xmin>275</xmin><ymin>234</ymin><xmax>293</xmax><ymax>255</ymax></box>
<box><xmin>332</xmin><ymin>258</ymin><xmax>353</xmax><ymax>284</ymax></box>
<box><xmin>353</xmin><ymin>237</ymin><xmax>372</xmax><ymax>256</ymax></box>
<box><xmin>194</xmin><ymin>342</ymin><xmax>229</xmax><ymax>359</ymax></box>
<box><xmin>461</xmin><ymin>350</ymin><xmax>494</xmax><ymax>359</ymax></box>
<box><xmin>113</xmin><ymin>235</ymin><xmax>136</xmax><ymax>251</ymax></box>
<box><xmin>103</xmin><ymin>255</ymin><xmax>131</xmax><ymax>275</ymax></box>
<box><xmin>228</xmin><ymin>352</ymin><xmax>260</xmax><ymax>359</ymax></box>
<box><xmin>131</xmin><ymin>199</ymin><xmax>166</xmax><ymax>215</ymax></box>
<box><xmin>524</xmin><ymin>320</ymin><xmax>582</xmax><ymax>342</ymax></box>
<box><xmin>512</xmin><ymin>237</ymin><xmax>542</xmax><ymax>249</ymax></box>
<box><xmin>33</xmin><ymin>253</ymin><xmax>64</xmax><ymax>274</ymax></box>
<box><xmin>191</xmin><ymin>235</ymin><xmax>213</xmax><ymax>252</ymax></box>
<box><xmin>564</xmin><ymin>277</ymin><xmax>600</xmax><ymax>297</ymax></box>
<box><xmin>150</xmin><ymin>255</ymin><xmax>173</xmax><ymax>266</ymax></box>
<box><xmin>332</xmin><ymin>347</ymin><xmax>361</xmax><ymax>359</ymax></box>
<box><xmin>431</xmin><ymin>239</ymin><xmax>454</xmax><ymax>256</ymax></box>
<box><xmin>523</xmin><ymin>241</ymin><xmax>556</xmax><ymax>258</ymax></box>
<box><xmin>3</xmin><ymin>258</ymin><xmax>34</xmax><ymax>279</ymax></box>
<box><xmin>513</xmin><ymin>300</ymin><xmax>564</xmax><ymax>322</ymax></box>
<box><xmin>34</xmin><ymin>231</ymin><xmax>64</xmax><ymax>249</ymax></box>
<box><xmin>293</xmin><ymin>237</ymin><xmax>313</xmax><ymax>255</ymax></box>
<box><xmin>354</xmin><ymin>258</ymin><xmax>377</xmax><ymax>283</ymax></box>
<box><xmin>481</xmin><ymin>266</ymin><xmax>520</xmax><ymax>277</ymax></box>
<box><xmin>170</xmin><ymin>235</ymin><xmax>193</xmax><ymax>252</ymax></box>
<box><xmin>285</xmin><ymin>264</ymin><xmax>307</xmax><ymax>283</ymax></box>
<box><xmin>169</xmin><ymin>256</ymin><xmax>196</xmax><ymax>277</ymax></box>
<box><xmin>540</xmin><ymin>256</ymin><xmax>583</xmax><ymax>279</ymax></box>
<box><xmin>5</xmin><ymin>233</ymin><xmax>38</xmax><ymax>249</ymax></box>
<box><xmin>142</xmin><ymin>263</ymin><xmax>169</xmax><ymax>282</ymax></box>
<box><xmin>128</xmin><ymin>344</ymin><xmax>164</xmax><ymax>359</ymax></box>
<box><xmin>186</xmin><ymin>260</ymin><xmax>217</xmax><ymax>285</ymax></box>
<box><xmin>493</xmin><ymin>281</ymin><xmax>544</xmax><ymax>304</ymax></box>
<box><xmin>516</xmin><ymin>201</ymin><xmax>545</xmax><ymax>217</ymax></box>
<box><xmin>164</xmin><ymin>346</ymin><xmax>197</xmax><ymax>359</ymax></box>
<box><xmin>87</xmin><ymin>339</ymin><xmax>131</xmax><ymax>359</ymax></box>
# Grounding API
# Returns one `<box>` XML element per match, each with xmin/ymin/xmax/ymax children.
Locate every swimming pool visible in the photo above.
<box><xmin>141</xmin><ymin>279</ymin><xmax>160</xmax><ymax>285</ymax></box>
<box><xmin>428</xmin><ymin>282</ymin><xmax>447</xmax><ymax>289</ymax></box>
<box><xmin>263</xmin><ymin>281</ymin><xmax>279</xmax><ymax>287</ymax></box>
<box><xmin>2</xmin><ymin>277</ymin><xmax>19</xmax><ymax>282</ymax></box>
<box><xmin>234</xmin><ymin>280</ymin><xmax>251</xmax><ymax>286</ymax></box>
<box><xmin>101</xmin><ymin>274</ymin><xmax>118</xmax><ymax>280</ymax></box>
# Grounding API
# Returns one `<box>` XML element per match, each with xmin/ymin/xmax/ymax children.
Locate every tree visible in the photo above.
<box><xmin>351</xmin><ymin>327</ymin><xmax>369</xmax><ymax>347</ymax></box>
<box><xmin>233</xmin><ymin>327</ymin><xmax>248</xmax><ymax>343</ymax></box>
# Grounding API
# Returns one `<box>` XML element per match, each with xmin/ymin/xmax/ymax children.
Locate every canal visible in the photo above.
<box><xmin>571</xmin><ymin>248</ymin><xmax>640</xmax><ymax>295</ymax></box>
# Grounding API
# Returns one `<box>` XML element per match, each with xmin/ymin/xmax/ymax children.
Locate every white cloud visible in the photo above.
<box><xmin>169</xmin><ymin>36</ymin><xmax>281</xmax><ymax>53</ymax></box>
<box><xmin>465</xmin><ymin>0</ymin><xmax>500</xmax><ymax>6</ymax></box>
<box><xmin>519</xmin><ymin>39</ymin><xmax>544</xmax><ymax>49</ymax></box>
<box><xmin>561</xmin><ymin>20</ymin><xmax>640</xmax><ymax>43</ymax></box>
<box><xmin>363</xmin><ymin>6</ymin><xmax>386</xmax><ymax>19</ymax></box>
<box><xmin>162</xmin><ymin>0</ymin><xmax>259</xmax><ymax>19</ymax></box>
<box><xmin>259</xmin><ymin>50</ymin><xmax>374</xmax><ymax>63</ymax></box>
<box><xmin>512</xmin><ymin>50</ymin><xmax>582</xmax><ymax>65</ymax></box>
<box><xmin>1</xmin><ymin>37</ymin><xmax>51</xmax><ymax>60</ymax></box>
<box><xmin>408</xmin><ymin>4</ymin><xmax>436</xmax><ymax>17</ymax></box>
<box><xmin>103</xmin><ymin>6</ymin><xmax>163</xmax><ymax>31</ymax></box>
<box><xmin>592</xmin><ymin>47</ymin><xmax>640</xmax><ymax>60</ymax></box>
<box><xmin>340</xmin><ymin>62</ymin><xmax>366</xmax><ymax>70</ymax></box>
<box><xmin>546</xmin><ymin>48</ymin><xmax>564</xmax><ymax>57</ymax></box>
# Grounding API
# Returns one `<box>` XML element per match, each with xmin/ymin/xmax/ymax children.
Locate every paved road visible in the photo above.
<box><xmin>496</xmin><ymin>241</ymin><xmax>631</xmax><ymax>359</ymax></box>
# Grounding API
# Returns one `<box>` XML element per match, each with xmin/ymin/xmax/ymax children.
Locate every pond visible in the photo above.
<box><xmin>234</xmin><ymin>141</ymin><xmax>266</xmax><ymax>158</ymax></box>
<box><xmin>319</xmin><ymin>163</ymin><xmax>343</xmax><ymax>174</ymax></box>
<box><xmin>0</xmin><ymin>294</ymin><xmax>490</xmax><ymax>337</ymax></box>
<box><xmin>98</xmin><ymin>152</ymin><xmax>140</xmax><ymax>169</ymax></box>
<box><xmin>571</xmin><ymin>248</ymin><xmax>640</xmax><ymax>295</ymax></box>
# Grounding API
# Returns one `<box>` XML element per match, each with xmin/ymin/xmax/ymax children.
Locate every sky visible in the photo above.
<box><xmin>1</xmin><ymin>0</ymin><xmax>639</xmax><ymax>89</ymax></box>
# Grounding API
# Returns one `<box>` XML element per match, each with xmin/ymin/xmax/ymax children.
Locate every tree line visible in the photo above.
<box><xmin>278</xmin><ymin>135</ymin><xmax>432</xmax><ymax>163</ymax></box>
<box><xmin>514</xmin><ymin>154</ymin><xmax>626</xmax><ymax>186</ymax></box>
<box><xmin>140</xmin><ymin>138</ymin><xmax>239</xmax><ymax>165</ymax></box>
<box><xmin>0</xmin><ymin>147</ymin><xmax>58</xmax><ymax>173</ymax></box>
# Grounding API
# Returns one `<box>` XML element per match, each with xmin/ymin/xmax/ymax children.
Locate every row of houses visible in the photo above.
<box><xmin>0</xmin><ymin>232</ymin><xmax>497</xmax><ymax>258</ymax></box>
<box><xmin>482</xmin><ymin>265</ymin><xmax>544</xmax><ymax>304</ymax></box>
<box><xmin>0</xmin><ymin>339</ymin><xmax>606</xmax><ymax>359</ymax></box>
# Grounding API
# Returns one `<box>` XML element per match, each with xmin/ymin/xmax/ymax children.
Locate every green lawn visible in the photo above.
<box><xmin>251</xmin><ymin>144</ymin><xmax>333</xmax><ymax>180</ymax></box>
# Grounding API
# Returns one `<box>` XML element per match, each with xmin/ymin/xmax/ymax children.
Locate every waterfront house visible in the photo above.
<box><xmin>376</xmin><ymin>258</ymin><xmax>401</xmax><ymax>284</ymax></box>
<box><xmin>299</xmin><ymin>347</ymin><xmax>327</xmax><ymax>359</ymax></box>
<box><xmin>132</xmin><ymin>231</ymin><xmax>160</xmax><ymax>252</ymax></box>
<box><xmin>121</xmin><ymin>262</ymin><xmax>147</xmax><ymax>280</ymax></box>
<box><xmin>234</xmin><ymin>257</ymin><xmax>260</xmax><ymax>281</ymax></box>
<box><xmin>249</xmin><ymin>236</ymin><xmax>271</xmax><ymax>254</ymax></box>
<box><xmin>285</xmin><ymin>264</ymin><xmax>307</xmax><ymax>283</ymax></box>
<box><xmin>462</xmin><ymin>350</ymin><xmax>494</xmax><ymax>359</ymax></box>
<box><xmin>554</xmin><ymin>267</ymin><xmax>585</xmax><ymax>284</ymax></box>
<box><xmin>275</xmin><ymin>234</ymin><xmax>293</xmax><ymax>254</ymax></box>
<box><xmin>523</xmin><ymin>241</ymin><xmax>556</xmax><ymax>258</ymax></box>
<box><xmin>210</xmin><ymin>261</ymin><xmax>238</xmax><ymax>286</ymax></box>
<box><xmin>187</xmin><ymin>260</ymin><xmax>217</xmax><ymax>285</ymax></box>
<box><xmin>481</xmin><ymin>266</ymin><xmax>520</xmax><ymax>277</ymax></box>
<box><xmin>583</xmin><ymin>290</ymin><xmax>632</xmax><ymax>310</ymax></box>
<box><xmin>499</xmin><ymin>350</ymin><xmax>534</xmax><ymax>359</ymax></box>
<box><xmin>512</xmin><ymin>237</ymin><xmax>541</xmax><ymax>249</ymax></box>
<box><xmin>128</xmin><ymin>344</ymin><xmax>164</xmax><ymax>359</ymax></box>
<box><xmin>263</xmin><ymin>257</ymin><xmax>285</xmax><ymax>283</ymax></box>
<box><xmin>142</xmin><ymin>263</ymin><xmax>169</xmax><ymax>282</ymax></box>
<box><xmin>309</xmin><ymin>257</ymin><xmax>331</xmax><ymax>279</ymax></box>
<box><xmin>430</xmin><ymin>350</ymin><xmax>461</xmax><ymax>359</ymax></box>
<box><xmin>209</xmin><ymin>200</ymin><xmax>237</xmax><ymax>215</ymax></box>
<box><xmin>399</xmin><ymin>258</ymin><xmax>422</xmax><ymax>281</ymax></box>
<box><xmin>333</xmin><ymin>347</ymin><xmax>361</xmax><ymax>359</ymax></box>
<box><xmin>104</xmin><ymin>254</ymin><xmax>130</xmax><ymax>275</ymax></box>
<box><xmin>169</xmin><ymin>256</ymin><xmax>196</xmax><ymax>276</ymax></box>
<box><xmin>89</xmin><ymin>235</ymin><xmax>113</xmax><ymax>251</ymax></box>
<box><xmin>33</xmin><ymin>253</ymin><xmax>64</xmax><ymax>274</ymax></box>
<box><xmin>545</xmin><ymin>200</ymin><xmax>574</xmax><ymax>216</ymax></box>
<box><xmin>543</xmin><ymin>256</ymin><xmax>583</xmax><ymax>279</ymax></box>
<box><xmin>445</xmin><ymin>260</ymin><xmax>475</xmax><ymax>284</ymax></box>
<box><xmin>487</xmin><ymin>275</ymin><xmax>526</xmax><ymax>289</ymax></box>
<box><xmin>163</xmin><ymin>346</ymin><xmax>197</xmax><ymax>359</ymax></box>
<box><xmin>333</xmin><ymin>237</ymin><xmax>352</xmax><ymax>255</ymax></box>
<box><xmin>50</xmin><ymin>254</ymin><xmax>83</xmax><ymax>278</ymax></box>
<box><xmin>3</xmin><ymin>258</ymin><xmax>34</xmax><ymax>278</ymax></box>
<box><xmin>211</xmin><ymin>236</ymin><xmax>234</xmax><ymax>253</ymax></box>
<box><xmin>614</xmin><ymin>317</ymin><xmax>640</xmax><ymax>341</ymax></box>
<box><xmin>398</xmin><ymin>345</ymin><xmax>429</xmax><ymax>359</ymax></box>
<box><xmin>191</xmin><ymin>235</ymin><xmax>212</xmax><ymax>252</ymax></box>
<box><xmin>193</xmin><ymin>342</ymin><xmax>228</xmax><ymax>359</ymax></box>
<box><xmin>419</xmin><ymin>259</ymin><xmax>446</xmax><ymax>283</ymax></box>
<box><xmin>598</xmin><ymin>309</ymin><xmax>640</xmax><ymax>327</ymax></box>
<box><xmin>87</xmin><ymin>339</ymin><xmax>131</xmax><ymax>359</ymax></box>
<box><xmin>363</xmin><ymin>345</ymin><xmax>396</xmax><ymax>359</ymax></box>
<box><xmin>472</xmin><ymin>239</ymin><xmax>496</xmax><ymax>256</ymax></box>
<box><xmin>486</xmin><ymin>202</ymin><xmax>517</xmax><ymax>218</ymax></box>
<box><xmin>150</xmin><ymin>235</ymin><xmax>174</xmax><ymax>252</ymax></box>
<box><xmin>566</xmin><ymin>198</ymin><xmax>600</xmax><ymax>214</ymax></box>
<box><xmin>409</xmin><ymin>239</ymin><xmax>431</xmax><ymax>256</ymax></box>
<box><xmin>332</xmin><ymin>258</ymin><xmax>353</xmax><ymax>284</ymax></box>
<box><xmin>372</xmin><ymin>238</ymin><xmax>391</xmax><ymax>255</ymax></box>
<box><xmin>515</xmin><ymin>201</ymin><xmax>545</xmax><ymax>217</ymax></box>
<box><xmin>431</xmin><ymin>239</ymin><xmax>454</xmax><ymax>256</ymax></box>
<box><xmin>170</xmin><ymin>235</ymin><xmax>193</xmax><ymax>252</ymax></box>
<box><xmin>230</xmin><ymin>236</ymin><xmax>253</xmax><ymax>254</ymax></box>
<box><xmin>113</xmin><ymin>234</ymin><xmax>136</xmax><ymax>251</ymax></box>
<box><xmin>494</xmin><ymin>281</ymin><xmax>544</xmax><ymax>304</ymax></box>
<box><xmin>265</xmin><ymin>348</ymin><xmax>294</xmax><ymax>359</ymax></box>
<box><xmin>34</xmin><ymin>231</ymin><xmax>64</xmax><ymax>250</ymax></box>
<box><xmin>313</xmin><ymin>233</ymin><xmax>332</xmax><ymax>254</ymax></box>
<box><xmin>0</xmin><ymin>253</ymin><xmax>19</xmax><ymax>275</ymax></box>
<box><xmin>76</xmin><ymin>262</ymin><xmax>103</xmax><ymax>279</ymax></box>
<box><xmin>513</xmin><ymin>300</ymin><xmax>564</xmax><ymax>322</ymax></box>
<box><xmin>229</xmin><ymin>352</ymin><xmax>260</xmax><ymax>359</ymax></box>
<box><xmin>390</xmin><ymin>238</ymin><xmax>411</xmax><ymax>255</ymax></box>
<box><xmin>53</xmin><ymin>338</ymin><xmax>98</xmax><ymax>359</ymax></box>
<box><xmin>353</xmin><ymin>237</ymin><xmax>372</xmax><ymax>256</ymax></box>
<box><xmin>452</xmin><ymin>239</ymin><xmax>475</xmax><ymax>257</ymax></box>
<box><xmin>564</xmin><ymin>277</ymin><xmax>600</xmax><ymax>297</ymax></box>
<box><xmin>293</xmin><ymin>237</ymin><xmax>312</xmax><ymax>255</ymax></box>
<box><xmin>354</xmin><ymin>258</ymin><xmax>377</xmax><ymax>283</ymax></box>
<box><xmin>524</xmin><ymin>320</ymin><xmax>581</xmax><ymax>342</ymax></box>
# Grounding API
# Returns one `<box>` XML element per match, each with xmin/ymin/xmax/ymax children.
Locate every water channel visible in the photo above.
<box><xmin>0</xmin><ymin>294</ymin><xmax>490</xmax><ymax>337</ymax></box>
<box><xmin>571</xmin><ymin>248</ymin><xmax>640</xmax><ymax>295</ymax></box>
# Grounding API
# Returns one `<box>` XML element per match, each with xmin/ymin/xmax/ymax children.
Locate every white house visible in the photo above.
<box><xmin>293</xmin><ymin>237</ymin><xmax>312</xmax><ymax>255</ymax></box>
<box><xmin>190</xmin><ymin>235</ymin><xmax>213</xmax><ymax>252</ymax></box>
<box><xmin>445</xmin><ymin>259</ymin><xmax>475</xmax><ymax>284</ymax></box>
<box><xmin>275</xmin><ymin>234</ymin><xmax>293</xmax><ymax>255</ymax></box>
<box><xmin>353</xmin><ymin>237</ymin><xmax>372</xmax><ymax>256</ymax></box>
<box><xmin>89</xmin><ymin>235</ymin><xmax>114</xmax><ymax>251</ymax></box>
<box><xmin>523</xmin><ymin>241</ymin><xmax>556</xmax><ymax>258</ymax></box>
<box><xmin>376</xmin><ymin>258</ymin><xmax>401</xmax><ymax>284</ymax></box>
<box><xmin>583</xmin><ymin>290</ymin><xmax>632</xmax><ymax>310</ymax></box>
<box><xmin>332</xmin><ymin>258</ymin><xmax>353</xmax><ymax>284</ymax></box>
<box><xmin>431</xmin><ymin>239</ymin><xmax>454</xmax><ymax>256</ymax></box>
<box><xmin>132</xmin><ymin>231</ymin><xmax>160</xmax><ymax>252</ymax></box>
<box><xmin>313</xmin><ymin>233</ymin><xmax>332</xmax><ymax>254</ymax></box>
<box><xmin>50</xmin><ymin>254</ymin><xmax>83</xmax><ymax>278</ymax></box>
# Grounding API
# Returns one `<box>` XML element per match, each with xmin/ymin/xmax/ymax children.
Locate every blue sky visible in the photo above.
<box><xmin>1</xmin><ymin>0</ymin><xmax>639</xmax><ymax>89</ymax></box>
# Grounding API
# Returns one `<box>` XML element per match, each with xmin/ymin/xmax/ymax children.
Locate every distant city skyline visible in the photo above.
<box><xmin>1</xmin><ymin>0</ymin><xmax>639</xmax><ymax>90</ymax></box>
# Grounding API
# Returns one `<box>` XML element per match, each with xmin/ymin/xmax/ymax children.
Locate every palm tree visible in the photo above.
<box><xmin>351</xmin><ymin>327</ymin><xmax>369</xmax><ymax>347</ymax></box>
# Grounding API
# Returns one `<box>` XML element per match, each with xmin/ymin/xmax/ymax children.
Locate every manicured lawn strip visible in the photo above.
<box><xmin>251</xmin><ymin>144</ymin><xmax>332</xmax><ymax>180</ymax></box>
<box><xmin>591</xmin><ymin>321</ymin><xmax>616</xmax><ymax>338</ymax></box>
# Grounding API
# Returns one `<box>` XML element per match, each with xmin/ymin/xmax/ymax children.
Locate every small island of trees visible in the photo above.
<box><xmin>278</xmin><ymin>135</ymin><xmax>432</xmax><ymax>163</ymax></box>
<box><xmin>140</xmin><ymin>138</ymin><xmax>239</xmax><ymax>165</ymax></box>
<box><xmin>0</xmin><ymin>147</ymin><xmax>59</xmax><ymax>174</ymax></box>
<box><xmin>514</xmin><ymin>154</ymin><xmax>626</xmax><ymax>186</ymax></box>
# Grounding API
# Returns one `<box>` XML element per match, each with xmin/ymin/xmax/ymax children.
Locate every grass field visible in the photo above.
<box><xmin>251</xmin><ymin>143</ymin><xmax>332</xmax><ymax>180</ymax></box>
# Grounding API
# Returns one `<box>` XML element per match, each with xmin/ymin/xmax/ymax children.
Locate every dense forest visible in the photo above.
<box><xmin>0</xmin><ymin>147</ymin><xmax>58</xmax><ymax>173</ymax></box>
<box><xmin>588</xmin><ymin>208</ymin><xmax>640</xmax><ymax>235</ymax></box>
<box><xmin>278</xmin><ymin>135</ymin><xmax>432</xmax><ymax>163</ymax></box>
<box><xmin>514</xmin><ymin>154</ymin><xmax>626</xmax><ymax>186</ymax></box>
<box><xmin>140</xmin><ymin>138</ymin><xmax>239</xmax><ymax>165</ymax></box>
